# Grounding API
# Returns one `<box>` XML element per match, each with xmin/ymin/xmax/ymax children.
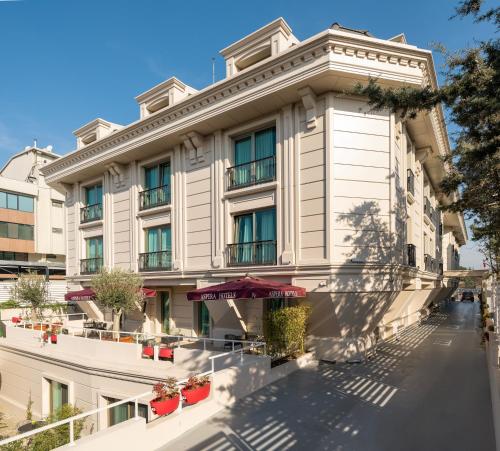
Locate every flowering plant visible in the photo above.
<box><xmin>183</xmin><ymin>375</ymin><xmax>210</xmax><ymax>392</ymax></box>
<box><xmin>152</xmin><ymin>377</ymin><xmax>178</xmax><ymax>401</ymax></box>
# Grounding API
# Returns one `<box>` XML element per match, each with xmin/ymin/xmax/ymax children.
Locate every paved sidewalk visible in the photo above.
<box><xmin>165</xmin><ymin>302</ymin><xmax>495</xmax><ymax>451</ymax></box>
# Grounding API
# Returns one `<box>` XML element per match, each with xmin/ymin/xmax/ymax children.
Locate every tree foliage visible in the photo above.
<box><xmin>352</xmin><ymin>0</ymin><xmax>500</xmax><ymax>272</ymax></box>
<box><xmin>91</xmin><ymin>268</ymin><xmax>144</xmax><ymax>332</ymax></box>
<box><xmin>10</xmin><ymin>272</ymin><xmax>48</xmax><ymax>320</ymax></box>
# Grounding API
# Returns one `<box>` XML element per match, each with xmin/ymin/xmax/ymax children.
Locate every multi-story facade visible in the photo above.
<box><xmin>43</xmin><ymin>18</ymin><xmax>466</xmax><ymax>360</ymax></box>
<box><xmin>0</xmin><ymin>145</ymin><xmax>66</xmax><ymax>299</ymax></box>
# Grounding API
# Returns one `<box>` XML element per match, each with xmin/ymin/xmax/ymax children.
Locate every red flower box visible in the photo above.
<box><xmin>159</xmin><ymin>348</ymin><xmax>173</xmax><ymax>359</ymax></box>
<box><xmin>143</xmin><ymin>346</ymin><xmax>154</xmax><ymax>357</ymax></box>
<box><xmin>50</xmin><ymin>334</ymin><xmax>57</xmax><ymax>344</ymax></box>
<box><xmin>181</xmin><ymin>383</ymin><xmax>211</xmax><ymax>405</ymax></box>
<box><xmin>11</xmin><ymin>317</ymin><xmax>21</xmax><ymax>324</ymax></box>
<box><xmin>150</xmin><ymin>395</ymin><xmax>180</xmax><ymax>416</ymax></box>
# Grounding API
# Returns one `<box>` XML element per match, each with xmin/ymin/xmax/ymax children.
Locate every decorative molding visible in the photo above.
<box><xmin>106</xmin><ymin>162</ymin><xmax>127</xmax><ymax>189</ymax></box>
<box><xmin>44</xmin><ymin>31</ymin><xmax>435</xmax><ymax>182</ymax></box>
<box><xmin>181</xmin><ymin>131</ymin><xmax>206</xmax><ymax>165</ymax></box>
<box><xmin>298</xmin><ymin>86</ymin><xmax>318</xmax><ymax>130</ymax></box>
<box><xmin>416</xmin><ymin>147</ymin><xmax>432</xmax><ymax>164</ymax></box>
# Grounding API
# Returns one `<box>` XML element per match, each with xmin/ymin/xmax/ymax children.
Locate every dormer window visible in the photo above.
<box><xmin>220</xmin><ymin>18</ymin><xmax>299</xmax><ymax>77</ymax></box>
<box><xmin>146</xmin><ymin>96</ymin><xmax>169</xmax><ymax>114</ymax></box>
<box><xmin>136</xmin><ymin>77</ymin><xmax>197</xmax><ymax>119</ymax></box>
<box><xmin>73</xmin><ymin>118</ymin><xmax>122</xmax><ymax>150</ymax></box>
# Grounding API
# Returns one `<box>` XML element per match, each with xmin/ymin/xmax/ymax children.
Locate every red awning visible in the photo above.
<box><xmin>187</xmin><ymin>277</ymin><xmax>306</xmax><ymax>301</ymax></box>
<box><xmin>65</xmin><ymin>287</ymin><xmax>157</xmax><ymax>301</ymax></box>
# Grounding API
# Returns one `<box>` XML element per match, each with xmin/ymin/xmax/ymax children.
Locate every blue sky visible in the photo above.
<box><xmin>0</xmin><ymin>0</ymin><xmax>495</xmax><ymax>268</ymax></box>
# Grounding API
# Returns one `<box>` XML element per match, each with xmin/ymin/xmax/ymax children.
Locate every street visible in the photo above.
<box><xmin>165</xmin><ymin>302</ymin><xmax>496</xmax><ymax>451</ymax></box>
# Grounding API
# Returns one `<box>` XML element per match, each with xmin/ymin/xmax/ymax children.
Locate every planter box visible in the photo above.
<box><xmin>182</xmin><ymin>383</ymin><xmax>210</xmax><ymax>405</ymax></box>
<box><xmin>142</xmin><ymin>346</ymin><xmax>154</xmax><ymax>358</ymax></box>
<box><xmin>150</xmin><ymin>395</ymin><xmax>180</xmax><ymax>416</ymax></box>
<box><xmin>159</xmin><ymin>348</ymin><xmax>173</xmax><ymax>359</ymax></box>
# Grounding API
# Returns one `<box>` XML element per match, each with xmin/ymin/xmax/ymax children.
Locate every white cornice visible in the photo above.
<box><xmin>44</xmin><ymin>30</ymin><xmax>439</xmax><ymax>183</ymax></box>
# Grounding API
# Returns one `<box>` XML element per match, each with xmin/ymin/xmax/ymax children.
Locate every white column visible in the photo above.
<box><xmin>212</xmin><ymin>131</ymin><xmax>224</xmax><ymax>268</ymax></box>
<box><xmin>173</xmin><ymin>145</ymin><xmax>183</xmax><ymax>271</ymax></box>
<box><xmin>325</xmin><ymin>94</ymin><xmax>335</xmax><ymax>263</ymax></box>
<box><xmin>280</xmin><ymin>104</ymin><xmax>295</xmax><ymax>265</ymax></box>
<box><xmin>130</xmin><ymin>161</ymin><xmax>138</xmax><ymax>272</ymax></box>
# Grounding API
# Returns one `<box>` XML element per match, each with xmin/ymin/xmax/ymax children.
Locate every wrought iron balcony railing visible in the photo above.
<box><xmin>139</xmin><ymin>185</ymin><xmax>171</xmax><ymax>210</ymax></box>
<box><xmin>407</xmin><ymin>169</ymin><xmax>415</xmax><ymax>196</ymax></box>
<box><xmin>80</xmin><ymin>203</ymin><xmax>102</xmax><ymax>223</ymax></box>
<box><xmin>227</xmin><ymin>240</ymin><xmax>277</xmax><ymax>266</ymax></box>
<box><xmin>139</xmin><ymin>251</ymin><xmax>172</xmax><ymax>271</ymax></box>
<box><xmin>227</xmin><ymin>156</ymin><xmax>276</xmax><ymax>191</ymax></box>
<box><xmin>407</xmin><ymin>244</ymin><xmax>416</xmax><ymax>267</ymax></box>
<box><xmin>80</xmin><ymin>257</ymin><xmax>103</xmax><ymax>275</ymax></box>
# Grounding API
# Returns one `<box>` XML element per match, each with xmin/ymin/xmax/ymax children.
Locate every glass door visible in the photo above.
<box><xmin>196</xmin><ymin>302</ymin><xmax>210</xmax><ymax>337</ymax></box>
<box><xmin>49</xmin><ymin>380</ymin><xmax>68</xmax><ymax>414</ymax></box>
<box><xmin>160</xmin><ymin>292</ymin><xmax>170</xmax><ymax>334</ymax></box>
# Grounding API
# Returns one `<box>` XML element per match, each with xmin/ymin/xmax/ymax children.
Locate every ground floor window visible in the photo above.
<box><xmin>105</xmin><ymin>397</ymin><xmax>148</xmax><ymax>427</ymax></box>
<box><xmin>160</xmin><ymin>291</ymin><xmax>170</xmax><ymax>334</ymax></box>
<box><xmin>196</xmin><ymin>302</ymin><xmax>210</xmax><ymax>337</ymax></box>
<box><xmin>267</xmin><ymin>298</ymin><xmax>287</xmax><ymax>313</ymax></box>
<box><xmin>49</xmin><ymin>380</ymin><xmax>68</xmax><ymax>414</ymax></box>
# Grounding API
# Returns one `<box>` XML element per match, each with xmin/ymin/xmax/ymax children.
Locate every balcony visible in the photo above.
<box><xmin>80</xmin><ymin>203</ymin><xmax>102</xmax><ymax>223</ymax></box>
<box><xmin>227</xmin><ymin>156</ymin><xmax>276</xmax><ymax>191</ymax></box>
<box><xmin>407</xmin><ymin>169</ymin><xmax>415</xmax><ymax>197</ymax></box>
<box><xmin>139</xmin><ymin>185</ymin><xmax>171</xmax><ymax>210</ymax></box>
<box><xmin>227</xmin><ymin>240</ymin><xmax>277</xmax><ymax>266</ymax></box>
<box><xmin>407</xmin><ymin>244</ymin><xmax>416</xmax><ymax>267</ymax></box>
<box><xmin>139</xmin><ymin>250</ymin><xmax>172</xmax><ymax>271</ymax></box>
<box><xmin>80</xmin><ymin>257</ymin><xmax>103</xmax><ymax>275</ymax></box>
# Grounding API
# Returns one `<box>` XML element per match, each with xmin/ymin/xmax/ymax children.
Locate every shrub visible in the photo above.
<box><xmin>264</xmin><ymin>305</ymin><xmax>310</xmax><ymax>359</ymax></box>
<box><xmin>152</xmin><ymin>377</ymin><xmax>178</xmax><ymax>401</ymax></box>
<box><xmin>183</xmin><ymin>375</ymin><xmax>210</xmax><ymax>391</ymax></box>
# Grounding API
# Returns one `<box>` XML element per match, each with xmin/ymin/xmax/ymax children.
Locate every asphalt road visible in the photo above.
<box><xmin>164</xmin><ymin>302</ymin><xmax>496</xmax><ymax>451</ymax></box>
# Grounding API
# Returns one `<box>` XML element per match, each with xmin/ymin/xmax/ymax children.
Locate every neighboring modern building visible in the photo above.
<box><xmin>42</xmin><ymin>18</ymin><xmax>466</xmax><ymax>355</ymax></box>
<box><xmin>0</xmin><ymin>145</ymin><xmax>66</xmax><ymax>300</ymax></box>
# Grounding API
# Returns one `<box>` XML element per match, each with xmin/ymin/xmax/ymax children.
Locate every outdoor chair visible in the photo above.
<box><xmin>223</xmin><ymin>334</ymin><xmax>244</xmax><ymax>351</ymax></box>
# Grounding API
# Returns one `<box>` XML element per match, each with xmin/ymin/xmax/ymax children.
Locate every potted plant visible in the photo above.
<box><xmin>159</xmin><ymin>346</ymin><xmax>174</xmax><ymax>360</ymax></box>
<box><xmin>181</xmin><ymin>375</ymin><xmax>211</xmax><ymax>405</ymax></box>
<box><xmin>150</xmin><ymin>377</ymin><xmax>180</xmax><ymax>416</ymax></box>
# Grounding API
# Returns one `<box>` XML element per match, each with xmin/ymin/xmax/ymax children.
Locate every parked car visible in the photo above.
<box><xmin>461</xmin><ymin>291</ymin><xmax>474</xmax><ymax>302</ymax></box>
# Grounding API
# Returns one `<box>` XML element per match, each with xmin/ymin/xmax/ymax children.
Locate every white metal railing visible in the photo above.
<box><xmin>4</xmin><ymin>319</ymin><xmax>266</xmax><ymax>354</ymax></box>
<box><xmin>0</xmin><ymin>340</ymin><xmax>267</xmax><ymax>448</ymax></box>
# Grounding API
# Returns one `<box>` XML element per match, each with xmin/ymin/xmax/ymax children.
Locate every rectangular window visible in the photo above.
<box><xmin>49</xmin><ymin>380</ymin><xmax>68</xmax><ymax>414</ymax></box>
<box><xmin>146</xmin><ymin>226</ymin><xmax>171</xmax><ymax>253</ymax></box>
<box><xmin>230</xmin><ymin>208</ymin><xmax>276</xmax><ymax>265</ymax></box>
<box><xmin>0</xmin><ymin>191</ymin><xmax>34</xmax><ymax>212</ymax></box>
<box><xmin>144</xmin><ymin>162</ymin><xmax>170</xmax><ymax>190</ymax></box>
<box><xmin>105</xmin><ymin>397</ymin><xmax>148</xmax><ymax>427</ymax></box>
<box><xmin>7</xmin><ymin>193</ymin><xmax>17</xmax><ymax>210</ymax></box>
<box><xmin>18</xmin><ymin>195</ymin><xmax>34</xmax><ymax>212</ymax></box>
<box><xmin>18</xmin><ymin>224</ymin><xmax>34</xmax><ymax>240</ymax></box>
<box><xmin>0</xmin><ymin>222</ymin><xmax>7</xmax><ymax>238</ymax></box>
<box><xmin>229</xmin><ymin>127</ymin><xmax>276</xmax><ymax>189</ymax></box>
<box><xmin>7</xmin><ymin>223</ymin><xmax>18</xmax><ymax>239</ymax></box>
<box><xmin>86</xmin><ymin>236</ymin><xmax>103</xmax><ymax>258</ymax></box>
<box><xmin>52</xmin><ymin>200</ymin><xmax>63</xmax><ymax>208</ymax></box>
<box><xmin>85</xmin><ymin>184</ymin><xmax>103</xmax><ymax>206</ymax></box>
<box><xmin>160</xmin><ymin>291</ymin><xmax>170</xmax><ymax>334</ymax></box>
<box><xmin>52</xmin><ymin>227</ymin><xmax>63</xmax><ymax>234</ymax></box>
<box><xmin>196</xmin><ymin>302</ymin><xmax>210</xmax><ymax>337</ymax></box>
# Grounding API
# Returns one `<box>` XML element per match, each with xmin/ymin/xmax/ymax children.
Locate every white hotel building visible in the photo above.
<box><xmin>41</xmin><ymin>18</ymin><xmax>466</xmax><ymax>358</ymax></box>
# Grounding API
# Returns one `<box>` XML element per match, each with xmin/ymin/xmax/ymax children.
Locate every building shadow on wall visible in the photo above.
<box><xmin>307</xmin><ymin>199</ymin><xmax>406</xmax><ymax>359</ymax></box>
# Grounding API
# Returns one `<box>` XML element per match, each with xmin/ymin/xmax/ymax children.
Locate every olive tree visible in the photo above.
<box><xmin>91</xmin><ymin>268</ymin><xmax>144</xmax><ymax>334</ymax></box>
<box><xmin>10</xmin><ymin>272</ymin><xmax>48</xmax><ymax>320</ymax></box>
